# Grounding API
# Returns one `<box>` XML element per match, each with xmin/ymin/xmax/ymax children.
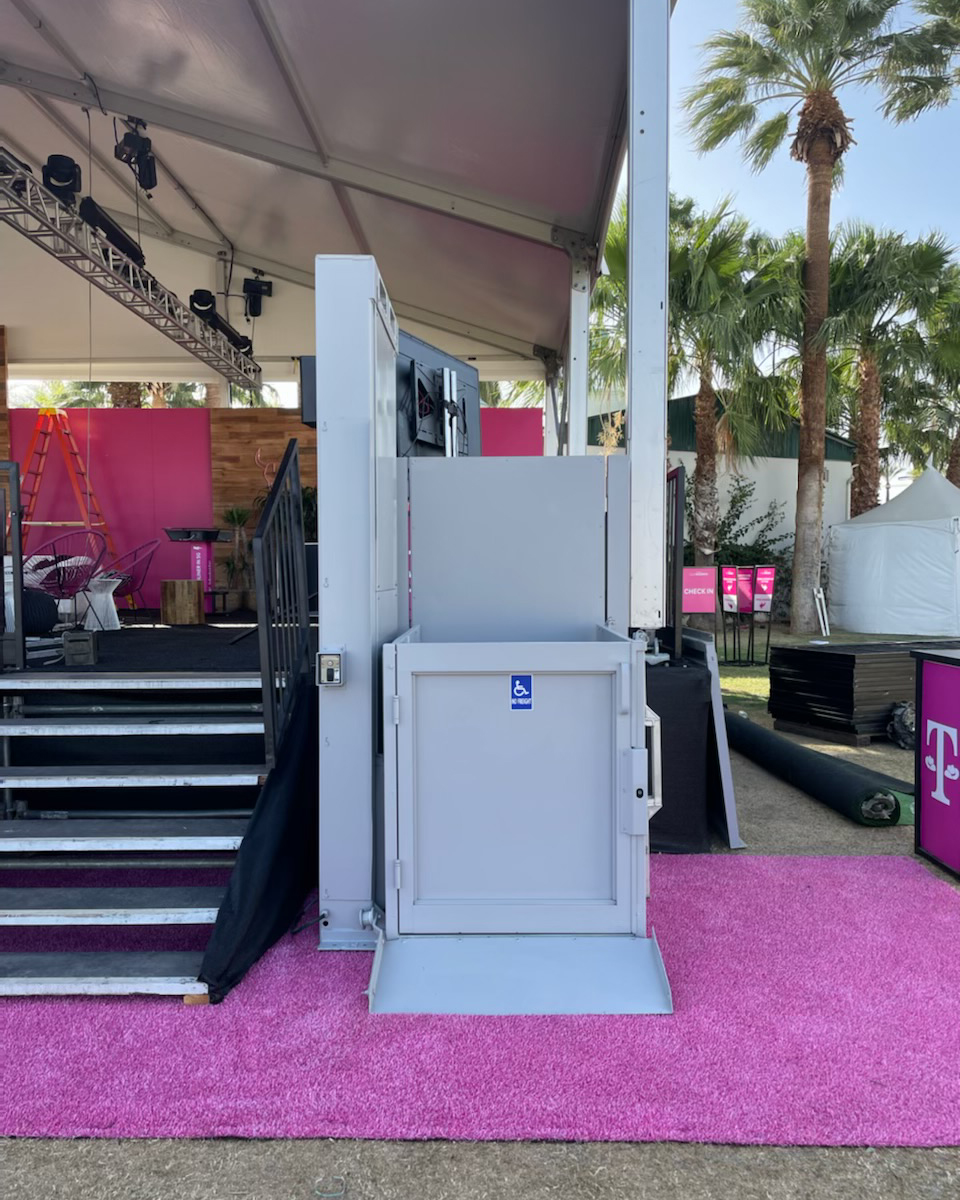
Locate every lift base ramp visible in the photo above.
<box><xmin>366</xmin><ymin>931</ymin><xmax>673</xmax><ymax>1015</ymax></box>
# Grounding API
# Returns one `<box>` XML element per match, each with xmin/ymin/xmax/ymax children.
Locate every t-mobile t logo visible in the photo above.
<box><xmin>925</xmin><ymin>719</ymin><xmax>960</xmax><ymax>805</ymax></box>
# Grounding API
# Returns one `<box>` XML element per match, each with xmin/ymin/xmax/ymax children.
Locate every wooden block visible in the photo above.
<box><xmin>183</xmin><ymin>992</ymin><xmax>210</xmax><ymax>1006</ymax></box>
<box><xmin>160</xmin><ymin>579</ymin><xmax>205</xmax><ymax>626</ymax></box>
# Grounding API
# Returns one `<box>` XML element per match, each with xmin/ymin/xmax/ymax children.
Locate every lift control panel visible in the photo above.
<box><xmin>317</xmin><ymin>651</ymin><xmax>343</xmax><ymax>687</ymax></box>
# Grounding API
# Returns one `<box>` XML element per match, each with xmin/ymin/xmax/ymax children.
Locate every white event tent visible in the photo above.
<box><xmin>828</xmin><ymin>468</ymin><xmax>960</xmax><ymax>636</ymax></box>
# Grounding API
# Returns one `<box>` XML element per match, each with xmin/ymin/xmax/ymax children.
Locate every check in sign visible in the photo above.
<box><xmin>511</xmin><ymin>675</ymin><xmax>533</xmax><ymax>711</ymax></box>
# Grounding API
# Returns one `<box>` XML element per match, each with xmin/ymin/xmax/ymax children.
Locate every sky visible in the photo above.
<box><xmin>669</xmin><ymin>0</ymin><xmax>960</xmax><ymax>248</ymax></box>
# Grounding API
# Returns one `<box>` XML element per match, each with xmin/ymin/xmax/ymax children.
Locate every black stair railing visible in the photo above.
<box><xmin>0</xmin><ymin>461</ymin><xmax>25</xmax><ymax>671</ymax></box>
<box><xmin>664</xmin><ymin>464</ymin><xmax>685</xmax><ymax>660</ymax></box>
<box><xmin>253</xmin><ymin>439</ymin><xmax>311</xmax><ymax>767</ymax></box>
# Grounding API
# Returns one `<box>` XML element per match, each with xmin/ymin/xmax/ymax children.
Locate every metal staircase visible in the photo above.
<box><xmin>0</xmin><ymin>670</ymin><xmax>265</xmax><ymax>997</ymax></box>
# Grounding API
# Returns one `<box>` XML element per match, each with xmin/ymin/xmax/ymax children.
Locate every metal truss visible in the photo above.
<box><xmin>0</xmin><ymin>148</ymin><xmax>261</xmax><ymax>388</ymax></box>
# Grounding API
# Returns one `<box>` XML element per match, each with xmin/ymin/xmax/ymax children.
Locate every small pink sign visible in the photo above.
<box><xmin>682</xmin><ymin>567</ymin><xmax>717</xmax><ymax>614</ymax></box>
<box><xmin>737</xmin><ymin>567</ymin><xmax>755</xmax><ymax>614</ymax></box>
<box><xmin>721</xmin><ymin>566</ymin><xmax>739</xmax><ymax>613</ymax></box>
<box><xmin>919</xmin><ymin>660</ymin><xmax>960</xmax><ymax>875</ymax></box>
<box><xmin>190</xmin><ymin>542</ymin><xmax>215</xmax><ymax>614</ymax></box>
<box><xmin>754</xmin><ymin>566</ymin><xmax>776</xmax><ymax>614</ymax></box>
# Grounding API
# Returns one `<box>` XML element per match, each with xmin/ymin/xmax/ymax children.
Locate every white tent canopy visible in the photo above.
<box><xmin>0</xmin><ymin>0</ymin><xmax>637</xmax><ymax>383</ymax></box>
<box><xmin>828</xmin><ymin>468</ymin><xmax>960</xmax><ymax>635</ymax></box>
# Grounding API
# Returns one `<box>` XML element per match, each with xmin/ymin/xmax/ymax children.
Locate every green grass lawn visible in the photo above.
<box><xmin>718</xmin><ymin>663</ymin><xmax>770</xmax><ymax>713</ymax></box>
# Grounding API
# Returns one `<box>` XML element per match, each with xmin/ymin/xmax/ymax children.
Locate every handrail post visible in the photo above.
<box><xmin>252</xmin><ymin>439</ymin><xmax>311</xmax><ymax>768</ymax></box>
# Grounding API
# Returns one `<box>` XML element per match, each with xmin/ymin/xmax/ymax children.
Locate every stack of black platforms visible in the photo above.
<box><xmin>769</xmin><ymin>640</ymin><xmax>960</xmax><ymax>745</ymax></box>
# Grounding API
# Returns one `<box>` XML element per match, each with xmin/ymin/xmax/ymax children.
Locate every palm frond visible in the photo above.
<box><xmin>743</xmin><ymin>109</ymin><xmax>794</xmax><ymax>170</ymax></box>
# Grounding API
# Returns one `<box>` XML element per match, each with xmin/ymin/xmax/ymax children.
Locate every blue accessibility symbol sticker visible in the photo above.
<box><xmin>511</xmin><ymin>675</ymin><xmax>533</xmax><ymax>711</ymax></box>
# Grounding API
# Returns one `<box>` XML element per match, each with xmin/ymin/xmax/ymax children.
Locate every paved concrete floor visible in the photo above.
<box><xmin>3</xmin><ymin>742</ymin><xmax>958</xmax><ymax>1199</ymax></box>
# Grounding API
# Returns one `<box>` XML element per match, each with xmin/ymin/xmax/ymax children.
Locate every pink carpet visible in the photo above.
<box><xmin>2</xmin><ymin>855</ymin><xmax>960</xmax><ymax>1146</ymax></box>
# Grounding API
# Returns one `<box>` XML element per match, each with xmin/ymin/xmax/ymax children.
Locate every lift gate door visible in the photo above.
<box><xmin>392</xmin><ymin>641</ymin><xmax>637</xmax><ymax>935</ymax></box>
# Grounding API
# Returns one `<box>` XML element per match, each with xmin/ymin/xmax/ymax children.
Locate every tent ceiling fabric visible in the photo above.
<box><xmin>0</xmin><ymin>0</ymin><xmax>632</xmax><ymax>375</ymax></box>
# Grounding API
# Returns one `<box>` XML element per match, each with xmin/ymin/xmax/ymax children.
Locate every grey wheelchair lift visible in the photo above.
<box><xmin>314</xmin><ymin>256</ymin><xmax>670</xmax><ymax>1015</ymax></box>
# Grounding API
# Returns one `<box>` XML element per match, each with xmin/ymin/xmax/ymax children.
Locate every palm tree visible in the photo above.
<box><xmin>15</xmin><ymin>380</ymin><xmax>111</xmax><ymax>408</ymax></box>
<box><xmin>108</xmin><ymin>381</ymin><xmax>145</xmax><ymax>408</ymax></box>
<box><xmin>686</xmin><ymin>0</ymin><xmax>960</xmax><ymax>631</ymax></box>
<box><xmin>144</xmin><ymin>382</ymin><xmax>205</xmax><ymax>407</ymax></box>
<box><xmin>885</xmin><ymin>279</ymin><xmax>960</xmax><ymax>480</ymax></box>
<box><xmin>823</xmin><ymin>224</ymin><xmax>953</xmax><ymax>514</ymax></box>
<box><xmin>669</xmin><ymin>199</ymin><xmax>756</xmax><ymax>566</ymax></box>
<box><xmin>929</xmin><ymin>285</ymin><xmax>960</xmax><ymax>483</ymax></box>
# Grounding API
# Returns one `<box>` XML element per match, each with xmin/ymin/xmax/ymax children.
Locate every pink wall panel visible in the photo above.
<box><xmin>11</xmin><ymin>409</ymin><xmax>214</xmax><ymax>608</ymax></box>
<box><xmin>480</xmin><ymin>407</ymin><xmax>543</xmax><ymax>456</ymax></box>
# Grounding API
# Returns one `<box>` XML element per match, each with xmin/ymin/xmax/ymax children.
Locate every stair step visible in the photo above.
<box><xmin>0</xmin><ymin>765</ymin><xmax>266</xmax><ymax>788</ymax></box>
<box><xmin>0</xmin><ymin>818</ymin><xmax>247</xmax><ymax>852</ymax></box>
<box><xmin>0</xmin><ymin>951</ymin><xmax>207</xmax><ymax>995</ymax></box>
<box><xmin>0</xmin><ymin>673</ymin><xmax>262</xmax><ymax>692</ymax></box>
<box><xmin>0</xmin><ymin>716</ymin><xmax>266</xmax><ymax>736</ymax></box>
<box><xmin>0</xmin><ymin>885</ymin><xmax>226</xmax><ymax>924</ymax></box>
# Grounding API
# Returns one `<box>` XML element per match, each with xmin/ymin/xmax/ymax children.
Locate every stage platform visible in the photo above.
<box><xmin>22</xmin><ymin>622</ymin><xmax>261</xmax><ymax>676</ymax></box>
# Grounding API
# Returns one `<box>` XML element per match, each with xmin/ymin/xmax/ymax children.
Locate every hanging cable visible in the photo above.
<box><xmin>83</xmin><ymin>73</ymin><xmax>108</xmax><ymax>117</ymax></box>
<box><xmin>84</xmin><ymin>107</ymin><xmax>94</xmax><ymax>525</ymax></box>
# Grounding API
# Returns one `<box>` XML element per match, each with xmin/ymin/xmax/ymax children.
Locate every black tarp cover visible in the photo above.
<box><xmin>200</xmin><ymin>681</ymin><xmax>318</xmax><ymax>1001</ymax></box>
<box><xmin>646</xmin><ymin>660</ymin><xmax>718</xmax><ymax>853</ymax></box>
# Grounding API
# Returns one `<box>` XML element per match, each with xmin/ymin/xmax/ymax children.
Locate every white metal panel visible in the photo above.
<box><xmin>627</xmin><ymin>0</ymin><xmax>670</xmax><ymax>628</ymax></box>
<box><xmin>408</xmin><ymin>457</ymin><xmax>607</xmax><ymax>643</ymax></box>
<box><xmin>606</xmin><ymin>456</ymin><xmax>630</xmax><ymax>633</ymax></box>
<box><xmin>393</xmin><ymin>639</ymin><xmax>635</xmax><ymax>936</ymax></box>
<box><xmin>315</xmin><ymin>256</ymin><xmax>397</xmax><ymax>948</ymax></box>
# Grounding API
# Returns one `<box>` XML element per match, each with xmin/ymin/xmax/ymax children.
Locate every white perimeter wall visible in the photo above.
<box><xmin>670</xmin><ymin>451</ymin><xmax>852</xmax><ymax>548</ymax></box>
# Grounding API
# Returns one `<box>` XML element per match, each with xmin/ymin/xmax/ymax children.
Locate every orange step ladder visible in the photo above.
<box><xmin>18</xmin><ymin>408</ymin><xmax>118</xmax><ymax>557</ymax></box>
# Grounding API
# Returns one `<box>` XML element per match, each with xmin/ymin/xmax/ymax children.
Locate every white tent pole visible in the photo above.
<box><xmin>566</xmin><ymin>253</ymin><xmax>591</xmax><ymax>456</ymax></box>
<box><xmin>627</xmin><ymin>0</ymin><xmax>671</xmax><ymax>629</ymax></box>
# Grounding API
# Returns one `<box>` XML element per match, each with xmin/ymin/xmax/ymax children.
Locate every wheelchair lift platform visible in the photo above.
<box><xmin>314</xmin><ymin>256</ymin><xmax>671</xmax><ymax>1016</ymax></box>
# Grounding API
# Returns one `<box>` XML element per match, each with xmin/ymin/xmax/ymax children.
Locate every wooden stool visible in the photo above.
<box><xmin>161</xmin><ymin>579</ymin><xmax>205</xmax><ymax>625</ymax></box>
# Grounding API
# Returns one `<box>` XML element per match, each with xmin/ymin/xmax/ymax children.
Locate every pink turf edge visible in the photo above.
<box><xmin>2</xmin><ymin>855</ymin><xmax>959</xmax><ymax>1146</ymax></box>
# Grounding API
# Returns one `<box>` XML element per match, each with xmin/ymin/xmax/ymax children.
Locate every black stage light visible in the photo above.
<box><xmin>42</xmin><ymin>154</ymin><xmax>81</xmax><ymax>206</ymax></box>
<box><xmin>114</xmin><ymin>130</ymin><xmax>146</xmax><ymax>166</ymax></box>
<box><xmin>135</xmin><ymin>148</ymin><xmax>157</xmax><ymax>192</ymax></box>
<box><xmin>115</xmin><ymin>126</ymin><xmax>158</xmax><ymax>192</ymax></box>
<box><xmin>189</xmin><ymin>289</ymin><xmax>254</xmax><ymax>357</ymax></box>
<box><xmin>242</xmin><ymin>276</ymin><xmax>273</xmax><ymax>318</ymax></box>
<box><xmin>78</xmin><ymin>196</ymin><xmax>146</xmax><ymax>268</ymax></box>
<box><xmin>0</xmin><ymin>148</ymin><xmax>34</xmax><ymax>197</ymax></box>
<box><xmin>190</xmin><ymin>288</ymin><xmax>217</xmax><ymax>318</ymax></box>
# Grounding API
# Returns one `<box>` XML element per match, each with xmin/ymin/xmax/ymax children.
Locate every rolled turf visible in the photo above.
<box><xmin>724</xmin><ymin>711</ymin><xmax>914</xmax><ymax>826</ymax></box>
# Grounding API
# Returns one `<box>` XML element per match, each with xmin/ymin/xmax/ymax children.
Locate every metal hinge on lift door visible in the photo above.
<box><xmin>620</xmin><ymin>708</ymin><xmax>663</xmax><ymax>832</ymax></box>
<box><xmin>619</xmin><ymin>747</ymin><xmax>650</xmax><ymax>836</ymax></box>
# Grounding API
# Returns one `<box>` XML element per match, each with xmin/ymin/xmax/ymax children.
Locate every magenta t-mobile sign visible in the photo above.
<box><xmin>916</xmin><ymin>656</ymin><xmax>960</xmax><ymax>877</ymax></box>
